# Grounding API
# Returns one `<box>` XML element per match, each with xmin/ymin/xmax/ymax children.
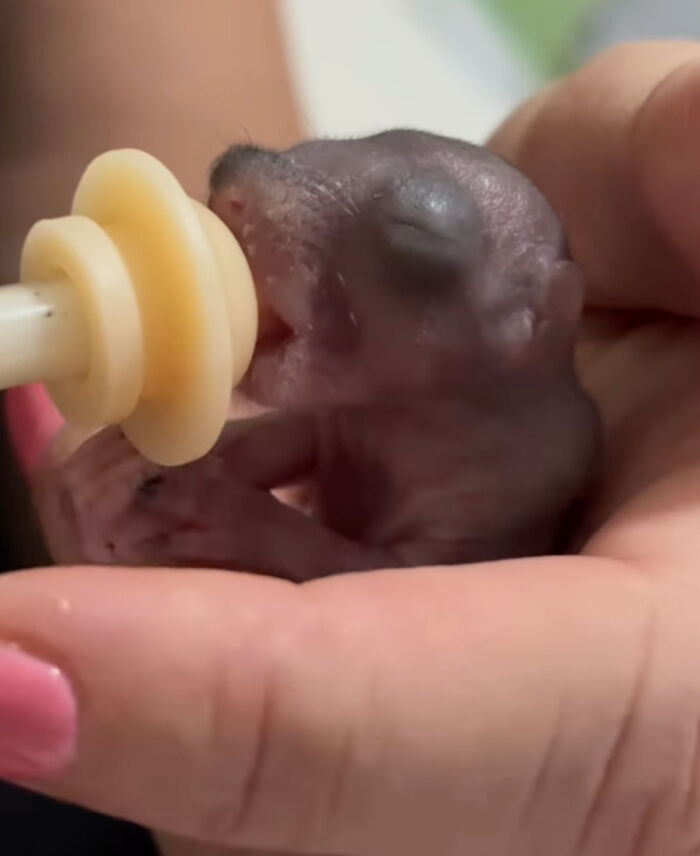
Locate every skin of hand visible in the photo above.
<box><xmin>4</xmin><ymin>40</ymin><xmax>700</xmax><ymax>856</ymax></box>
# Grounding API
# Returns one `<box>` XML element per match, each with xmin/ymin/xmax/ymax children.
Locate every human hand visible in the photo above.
<box><xmin>3</xmin><ymin>40</ymin><xmax>700</xmax><ymax>856</ymax></box>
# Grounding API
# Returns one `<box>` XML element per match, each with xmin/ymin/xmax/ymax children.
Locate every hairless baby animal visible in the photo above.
<box><xmin>38</xmin><ymin>130</ymin><xmax>601</xmax><ymax>580</ymax></box>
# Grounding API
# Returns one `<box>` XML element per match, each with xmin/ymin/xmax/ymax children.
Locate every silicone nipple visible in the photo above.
<box><xmin>0</xmin><ymin>150</ymin><xmax>258</xmax><ymax>466</ymax></box>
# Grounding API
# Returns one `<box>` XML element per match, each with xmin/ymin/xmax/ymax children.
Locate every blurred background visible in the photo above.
<box><xmin>279</xmin><ymin>0</ymin><xmax>700</xmax><ymax>143</ymax></box>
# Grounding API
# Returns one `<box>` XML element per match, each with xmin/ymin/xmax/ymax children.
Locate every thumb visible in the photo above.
<box><xmin>0</xmin><ymin>558</ymin><xmax>686</xmax><ymax>855</ymax></box>
<box><xmin>488</xmin><ymin>40</ymin><xmax>700</xmax><ymax>318</ymax></box>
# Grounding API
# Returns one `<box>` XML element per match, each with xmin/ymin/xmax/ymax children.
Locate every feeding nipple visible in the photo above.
<box><xmin>0</xmin><ymin>149</ymin><xmax>258</xmax><ymax>466</ymax></box>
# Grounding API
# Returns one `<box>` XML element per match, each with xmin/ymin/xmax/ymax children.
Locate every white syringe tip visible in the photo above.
<box><xmin>0</xmin><ymin>282</ymin><xmax>88</xmax><ymax>390</ymax></box>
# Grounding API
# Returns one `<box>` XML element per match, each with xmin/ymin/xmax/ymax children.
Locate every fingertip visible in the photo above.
<box><xmin>487</xmin><ymin>41</ymin><xmax>700</xmax><ymax>317</ymax></box>
<box><xmin>487</xmin><ymin>82</ymin><xmax>554</xmax><ymax>164</ymax></box>
<box><xmin>632</xmin><ymin>57</ymin><xmax>700</xmax><ymax>287</ymax></box>
<box><xmin>4</xmin><ymin>385</ymin><xmax>64</xmax><ymax>478</ymax></box>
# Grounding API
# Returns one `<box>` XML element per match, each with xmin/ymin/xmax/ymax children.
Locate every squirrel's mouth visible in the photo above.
<box><xmin>235</xmin><ymin>259</ymin><xmax>305</xmax><ymax>408</ymax></box>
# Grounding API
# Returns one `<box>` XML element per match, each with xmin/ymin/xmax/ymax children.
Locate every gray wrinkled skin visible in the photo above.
<box><xmin>40</xmin><ymin>130</ymin><xmax>601</xmax><ymax>581</ymax></box>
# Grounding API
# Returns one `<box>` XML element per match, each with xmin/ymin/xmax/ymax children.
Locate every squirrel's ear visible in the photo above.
<box><xmin>482</xmin><ymin>260</ymin><xmax>585</xmax><ymax>365</ymax></box>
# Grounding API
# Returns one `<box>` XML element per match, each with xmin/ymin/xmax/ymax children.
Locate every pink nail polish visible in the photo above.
<box><xmin>0</xmin><ymin>646</ymin><xmax>77</xmax><ymax>782</ymax></box>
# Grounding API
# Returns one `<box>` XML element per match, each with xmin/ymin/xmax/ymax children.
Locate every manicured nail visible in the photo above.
<box><xmin>0</xmin><ymin>646</ymin><xmax>77</xmax><ymax>782</ymax></box>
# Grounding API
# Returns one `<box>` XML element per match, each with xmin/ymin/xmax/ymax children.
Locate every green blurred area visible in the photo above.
<box><xmin>473</xmin><ymin>0</ymin><xmax>604</xmax><ymax>76</ymax></box>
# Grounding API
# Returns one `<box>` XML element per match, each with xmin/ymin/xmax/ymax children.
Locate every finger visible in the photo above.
<box><xmin>633</xmin><ymin>55</ymin><xmax>700</xmax><ymax>292</ymax></box>
<box><xmin>4</xmin><ymin>385</ymin><xmax>64</xmax><ymax>478</ymax></box>
<box><xmin>488</xmin><ymin>41</ymin><xmax>700</xmax><ymax>317</ymax></box>
<box><xmin>0</xmin><ymin>558</ymin><xmax>694</xmax><ymax>855</ymax></box>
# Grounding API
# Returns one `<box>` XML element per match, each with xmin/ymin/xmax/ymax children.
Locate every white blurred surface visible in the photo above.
<box><xmin>576</xmin><ymin>0</ymin><xmax>700</xmax><ymax>62</ymax></box>
<box><xmin>279</xmin><ymin>0</ymin><xmax>539</xmax><ymax>144</ymax></box>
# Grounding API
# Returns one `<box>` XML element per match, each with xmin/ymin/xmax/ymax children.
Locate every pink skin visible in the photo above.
<box><xmin>4</xmin><ymin>385</ymin><xmax>64</xmax><ymax>479</ymax></box>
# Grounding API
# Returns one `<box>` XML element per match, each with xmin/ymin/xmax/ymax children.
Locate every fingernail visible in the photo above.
<box><xmin>0</xmin><ymin>646</ymin><xmax>77</xmax><ymax>782</ymax></box>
